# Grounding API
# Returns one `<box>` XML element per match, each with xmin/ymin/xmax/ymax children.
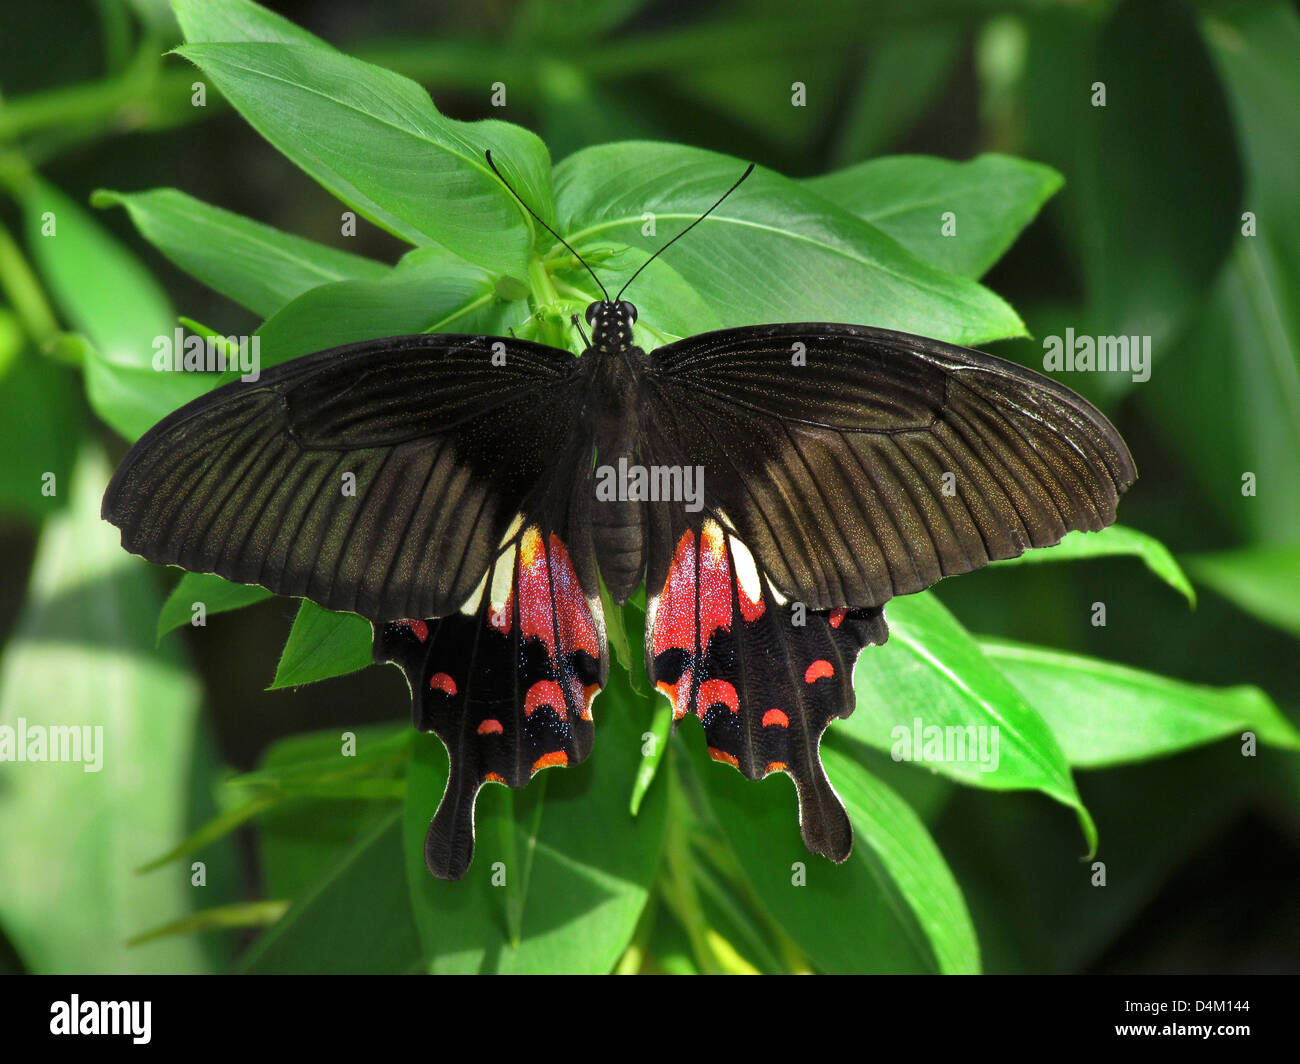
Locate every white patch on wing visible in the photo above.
<box><xmin>728</xmin><ymin>534</ymin><xmax>763</xmax><ymax>606</ymax></box>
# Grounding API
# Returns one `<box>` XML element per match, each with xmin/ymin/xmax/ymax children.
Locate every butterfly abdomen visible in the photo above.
<box><xmin>591</xmin><ymin>466</ymin><xmax>646</xmax><ymax>603</ymax></box>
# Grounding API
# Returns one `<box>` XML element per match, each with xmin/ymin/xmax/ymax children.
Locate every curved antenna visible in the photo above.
<box><xmin>485</xmin><ymin>149</ymin><xmax>608</xmax><ymax>301</ymax></box>
<box><xmin>616</xmin><ymin>162</ymin><xmax>755</xmax><ymax>302</ymax></box>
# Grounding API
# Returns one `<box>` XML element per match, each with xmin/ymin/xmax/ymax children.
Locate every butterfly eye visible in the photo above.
<box><xmin>619</xmin><ymin>300</ymin><xmax>637</xmax><ymax>324</ymax></box>
<box><xmin>585</xmin><ymin>304</ymin><xmax>599</xmax><ymax>326</ymax></box>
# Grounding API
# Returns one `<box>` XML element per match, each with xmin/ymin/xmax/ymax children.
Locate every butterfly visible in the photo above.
<box><xmin>102</xmin><ymin>152</ymin><xmax>1136</xmax><ymax>880</ymax></box>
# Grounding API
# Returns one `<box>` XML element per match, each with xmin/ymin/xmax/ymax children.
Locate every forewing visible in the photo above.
<box><xmin>102</xmin><ymin>333</ymin><xmax>588</xmax><ymax>621</ymax></box>
<box><xmin>645</xmin><ymin>323</ymin><xmax>1137</xmax><ymax>609</ymax></box>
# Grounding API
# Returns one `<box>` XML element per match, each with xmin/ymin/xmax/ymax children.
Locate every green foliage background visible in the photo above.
<box><xmin>0</xmin><ymin>0</ymin><xmax>1297</xmax><ymax>974</ymax></box>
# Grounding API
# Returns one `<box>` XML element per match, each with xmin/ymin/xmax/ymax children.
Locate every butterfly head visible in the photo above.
<box><xmin>585</xmin><ymin>299</ymin><xmax>638</xmax><ymax>354</ymax></box>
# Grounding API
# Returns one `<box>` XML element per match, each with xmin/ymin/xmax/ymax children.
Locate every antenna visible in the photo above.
<box><xmin>616</xmin><ymin>162</ymin><xmax>755</xmax><ymax>302</ymax></box>
<box><xmin>485</xmin><ymin>149</ymin><xmax>609</xmax><ymax>301</ymax></box>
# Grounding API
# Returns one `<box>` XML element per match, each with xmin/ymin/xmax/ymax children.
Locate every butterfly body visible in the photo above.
<box><xmin>104</xmin><ymin>303</ymin><xmax>1134</xmax><ymax>881</ymax></box>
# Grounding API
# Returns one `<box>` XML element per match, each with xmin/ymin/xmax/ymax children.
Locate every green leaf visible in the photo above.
<box><xmin>843</xmin><ymin>591</ymin><xmax>1096</xmax><ymax>852</ymax></box>
<box><xmin>255</xmin><ymin>246</ymin><xmax>502</xmax><ymax>366</ymax></box>
<box><xmin>252</xmin><ymin>725</ymin><xmax>410</xmax><ymax>899</ymax></box>
<box><xmin>980</xmin><ymin>637</ymin><xmax>1300</xmax><ymax>768</ymax></box>
<box><xmin>823</xmin><ymin>744</ymin><xmax>979</xmax><ymax>973</ymax></box>
<box><xmin>20</xmin><ymin>177</ymin><xmax>215</xmax><ymax>440</ymax></box>
<box><xmin>238</xmin><ymin>809</ymin><xmax>425</xmax><ymax>973</ymax></box>
<box><xmin>991</xmin><ymin>525</ymin><xmax>1196</xmax><ymax>607</ymax></box>
<box><xmin>93</xmin><ymin>187</ymin><xmax>388</xmax><ymax>319</ymax></box>
<box><xmin>0</xmin><ymin>448</ymin><xmax>219</xmax><ymax>973</ymax></box>
<box><xmin>0</xmin><ymin>349</ymin><xmax>80</xmax><ymax>522</ymax></box>
<box><xmin>829</xmin><ymin>24</ymin><xmax>963</xmax><ymax>164</ymax></box>
<box><xmin>128</xmin><ymin>900</ymin><xmax>290</xmax><ymax>947</ymax></box>
<box><xmin>158</xmin><ymin>571</ymin><xmax>273</xmax><ymax>641</ymax></box>
<box><xmin>1183</xmin><ymin>545</ymin><xmax>1300</xmax><ymax>640</ymax></box>
<box><xmin>1022</xmin><ymin>0</ymin><xmax>1242</xmax><ymax>361</ymax></box>
<box><xmin>804</xmin><ymin>153</ymin><xmax>1063</xmax><ymax>279</ymax></box>
<box><xmin>403</xmin><ymin>664</ymin><xmax>668</xmax><ymax>973</ymax></box>
<box><xmin>174</xmin><ymin>0</ymin><xmax>334</xmax><ymax>48</ymax></box>
<box><xmin>270</xmin><ymin>600</ymin><xmax>373</xmax><ymax>689</ymax></box>
<box><xmin>174</xmin><ymin>41</ymin><xmax>551</xmax><ymax>275</ymax></box>
<box><xmin>1142</xmin><ymin>3</ymin><xmax>1300</xmax><ymax>543</ymax></box>
<box><xmin>693</xmin><ymin>731</ymin><xmax>936</xmax><ymax>974</ymax></box>
<box><xmin>555</xmin><ymin>141</ymin><xmax>1026</xmax><ymax>347</ymax></box>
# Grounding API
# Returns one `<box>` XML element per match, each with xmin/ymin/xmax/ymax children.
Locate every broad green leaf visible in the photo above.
<box><xmin>0</xmin><ymin>448</ymin><xmax>219</xmax><ymax>973</ymax></box>
<box><xmin>991</xmin><ymin>525</ymin><xmax>1195</xmax><ymax>607</ymax></box>
<box><xmin>20</xmin><ymin>177</ymin><xmax>216</xmax><ymax>440</ymax></box>
<box><xmin>174</xmin><ymin>41</ymin><xmax>551</xmax><ymax>275</ymax></box>
<box><xmin>238</xmin><ymin>809</ymin><xmax>425</xmax><ymax>973</ymax></box>
<box><xmin>0</xmin><ymin>349</ymin><xmax>79</xmax><ymax>522</ymax></box>
<box><xmin>94</xmin><ymin>187</ymin><xmax>388</xmax><ymax>319</ymax></box>
<box><xmin>404</xmin><ymin>665</ymin><xmax>668</xmax><ymax>973</ymax></box>
<box><xmin>174</xmin><ymin>0</ymin><xmax>334</xmax><ymax>48</ymax></box>
<box><xmin>1184</xmin><ymin>545</ymin><xmax>1300</xmax><ymax>640</ymax></box>
<box><xmin>1142</xmin><ymin>3</ymin><xmax>1300</xmax><ymax>543</ymax></box>
<box><xmin>980</xmin><ymin>637</ymin><xmax>1300</xmax><ymax>768</ymax></box>
<box><xmin>255</xmin><ymin>246</ymin><xmax>502</xmax><ymax>366</ymax></box>
<box><xmin>843</xmin><ymin>591</ymin><xmax>1096</xmax><ymax>851</ymax></box>
<box><xmin>691</xmin><ymin>727</ymin><xmax>937</xmax><ymax>974</ymax></box>
<box><xmin>804</xmin><ymin>153</ymin><xmax>1063</xmax><ymax>279</ymax></box>
<box><xmin>828</xmin><ymin>24</ymin><xmax>963</xmax><ymax>164</ymax></box>
<box><xmin>158</xmin><ymin>572</ymin><xmax>273</xmax><ymax>641</ymax></box>
<box><xmin>822</xmin><ymin>743</ymin><xmax>979</xmax><ymax>973</ymax></box>
<box><xmin>253</xmin><ymin>725</ymin><xmax>409</xmax><ymax>899</ymax></box>
<box><xmin>1022</xmin><ymin>0</ymin><xmax>1242</xmax><ymax>367</ymax></box>
<box><xmin>555</xmin><ymin>141</ymin><xmax>1026</xmax><ymax>347</ymax></box>
<box><xmin>270</xmin><ymin>600</ymin><xmax>373</xmax><ymax>689</ymax></box>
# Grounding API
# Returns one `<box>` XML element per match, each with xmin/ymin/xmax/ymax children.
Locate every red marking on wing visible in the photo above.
<box><xmin>396</xmin><ymin>619</ymin><xmax>429</xmax><ymax>642</ymax></box>
<box><xmin>764</xmin><ymin>761</ymin><xmax>787</xmax><ymax>775</ymax></box>
<box><xmin>532</xmin><ymin>750</ymin><xmax>568</xmax><ymax>773</ymax></box>
<box><xmin>804</xmin><ymin>659</ymin><xmax>834</xmax><ymax>683</ymax></box>
<box><xmin>829</xmin><ymin>608</ymin><xmax>847</xmax><ymax>629</ymax></box>
<box><xmin>762</xmin><ymin>708</ymin><xmax>790</xmax><ymax>728</ymax></box>
<box><xmin>476</xmin><ymin>719</ymin><xmax>503</xmax><ymax>736</ymax></box>
<box><xmin>708</xmin><ymin>747</ymin><xmax>740</xmax><ymax>768</ymax></box>
<box><xmin>697</xmin><ymin>678</ymin><xmax>739</xmax><ymax>720</ymax></box>
<box><xmin>494</xmin><ymin>528</ymin><xmax>601</xmax><ymax>721</ymax></box>
<box><xmin>484</xmin><ymin>772</ymin><xmax>506</xmax><ymax>783</ymax></box>
<box><xmin>429</xmin><ymin>672</ymin><xmax>457</xmax><ymax>696</ymax></box>
<box><xmin>524</xmin><ymin>679</ymin><xmax>567</xmax><ymax>720</ymax></box>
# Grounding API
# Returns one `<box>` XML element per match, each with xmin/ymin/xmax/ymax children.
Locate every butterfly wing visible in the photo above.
<box><xmin>638</xmin><ymin>322</ymin><xmax>1135</xmax><ymax>860</ymax></box>
<box><xmin>643</xmin><ymin>323</ymin><xmax>1137</xmax><ymax>610</ymax></box>
<box><xmin>376</xmin><ymin>514</ymin><xmax>607</xmax><ymax>880</ymax></box>
<box><xmin>103</xmin><ymin>333</ymin><xmax>591</xmax><ymax>621</ymax></box>
<box><xmin>104</xmin><ymin>332</ymin><xmax>610</xmax><ymax>881</ymax></box>
<box><xmin>644</xmin><ymin>513</ymin><xmax>885</xmax><ymax>861</ymax></box>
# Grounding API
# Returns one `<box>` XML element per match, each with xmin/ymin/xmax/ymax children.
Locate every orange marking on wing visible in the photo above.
<box><xmin>804</xmin><ymin>659</ymin><xmax>834</xmax><ymax>683</ymax></box>
<box><xmin>531</xmin><ymin>750</ymin><xmax>568</xmax><ymax>773</ymax></box>
<box><xmin>476</xmin><ymin>719</ymin><xmax>503</xmax><ymax>736</ymax></box>
<box><xmin>657</xmin><ymin>678</ymin><xmax>691</xmax><ymax>721</ymax></box>
<box><xmin>697</xmin><ymin>678</ymin><xmax>739</xmax><ymax>719</ymax></box>
<box><xmin>524</xmin><ymin>679</ymin><xmax>567</xmax><ymax>720</ymax></box>
<box><xmin>708</xmin><ymin>747</ymin><xmax>740</xmax><ymax>768</ymax></box>
<box><xmin>429</xmin><ymin>672</ymin><xmax>457</xmax><ymax>696</ymax></box>
<box><xmin>762</xmin><ymin>708</ymin><xmax>789</xmax><ymax>728</ymax></box>
<box><xmin>396</xmin><ymin>619</ymin><xmax>429</xmax><ymax>642</ymax></box>
<box><xmin>829</xmin><ymin>608</ymin><xmax>847</xmax><ymax>629</ymax></box>
<box><xmin>484</xmin><ymin>772</ymin><xmax>506</xmax><ymax>783</ymax></box>
<box><xmin>764</xmin><ymin>761</ymin><xmax>787</xmax><ymax>775</ymax></box>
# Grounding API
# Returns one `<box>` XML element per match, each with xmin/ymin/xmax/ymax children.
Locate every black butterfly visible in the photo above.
<box><xmin>102</xmin><ymin>153</ymin><xmax>1135</xmax><ymax>880</ymax></box>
